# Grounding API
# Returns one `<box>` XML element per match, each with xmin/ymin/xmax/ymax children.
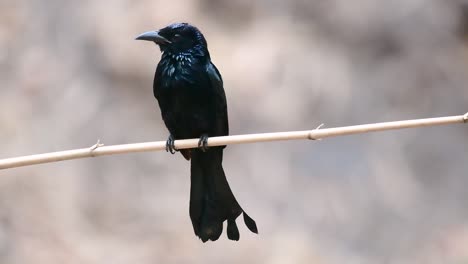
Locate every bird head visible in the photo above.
<box><xmin>136</xmin><ymin>23</ymin><xmax>208</xmax><ymax>56</ymax></box>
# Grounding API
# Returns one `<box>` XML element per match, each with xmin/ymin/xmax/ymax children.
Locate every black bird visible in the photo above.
<box><xmin>136</xmin><ymin>23</ymin><xmax>258</xmax><ymax>242</ymax></box>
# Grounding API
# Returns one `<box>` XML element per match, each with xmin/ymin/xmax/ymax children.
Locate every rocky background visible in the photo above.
<box><xmin>1</xmin><ymin>0</ymin><xmax>468</xmax><ymax>263</ymax></box>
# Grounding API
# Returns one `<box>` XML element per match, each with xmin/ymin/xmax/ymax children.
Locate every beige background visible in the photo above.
<box><xmin>1</xmin><ymin>0</ymin><xmax>468</xmax><ymax>263</ymax></box>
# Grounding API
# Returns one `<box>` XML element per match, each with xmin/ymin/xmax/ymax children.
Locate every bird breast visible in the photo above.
<box><xmin>161</xmin><ymin>52</ymin><xmax>194</xmax><ymax>78</ymax></box>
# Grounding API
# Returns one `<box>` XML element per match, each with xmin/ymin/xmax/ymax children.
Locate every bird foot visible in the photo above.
<box><xmin>198</xmin><ymin>134</ymin><xmax>209</xmax><ymax>152</ymax></box>
<box><xmin>166</xmin><ymin>135</ymin><xmax>179</xmax><ymax>154</ymax></box>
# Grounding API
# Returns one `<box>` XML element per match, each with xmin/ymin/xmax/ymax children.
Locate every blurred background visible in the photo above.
<box><xmin>1</xmin><ymin>0</ymin><xmax>468</xmax><ymax>263</ymax></box>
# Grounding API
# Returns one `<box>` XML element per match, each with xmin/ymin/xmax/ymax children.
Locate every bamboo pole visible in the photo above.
<box><xmin>0</xmin><ymin>112</ymin><xmax>466</xmax><ymax>170</ymax></box>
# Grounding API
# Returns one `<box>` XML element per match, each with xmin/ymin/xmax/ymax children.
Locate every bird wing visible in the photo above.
<box><xmin>206</xmin><ymin>62</ymin><xmax>229</xmax><ymax>137</ymax></box>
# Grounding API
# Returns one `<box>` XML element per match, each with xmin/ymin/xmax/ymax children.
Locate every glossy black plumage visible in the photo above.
<box><xmin>136</xmin><ymin>23</ymin><xmax>257</xmax><ymax>242</ymax></box>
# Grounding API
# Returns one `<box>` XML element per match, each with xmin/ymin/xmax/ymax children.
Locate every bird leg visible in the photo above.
<box><xmin>198</xmin><ymin>134</ymin><xmax>209</xmax><ymax>152</ymax></box>
<box><xmin>166</xmin><ymin>134</ymin><xmax>178</xmax><ymax>154</ymax></box>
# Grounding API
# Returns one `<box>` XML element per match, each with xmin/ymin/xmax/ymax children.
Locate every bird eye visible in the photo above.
<box><xmin>173</xmin><ymin>34</ymin><xmax>182</xmax><ymax>41</ymax></box>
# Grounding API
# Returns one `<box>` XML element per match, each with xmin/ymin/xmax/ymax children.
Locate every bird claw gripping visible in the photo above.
<box><xmin>198</xmin><ymin>134</ymin><xmax>209</xmax><ymax>152</ymax></box>
<box><xmin>165</xmin><ymin>135</ymin><xmax>179</xmax><ymax>154</ymax></box>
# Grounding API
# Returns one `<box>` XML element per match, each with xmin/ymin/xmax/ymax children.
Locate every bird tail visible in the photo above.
<box><xmin>189</xmin><ymin>147</ymin><xmax>257</xmax><ymax>242</ymax></box>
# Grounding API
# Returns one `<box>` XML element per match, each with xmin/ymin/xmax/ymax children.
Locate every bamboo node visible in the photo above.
<box><xmin>89</xmin><ymin>139</ymin><xmax>104</xmax><ymax>156</ymax></box>
<box><xmin>308</xmin><ymin>123</ymin><xmax>324</xmax><ymax>140</ymax></box>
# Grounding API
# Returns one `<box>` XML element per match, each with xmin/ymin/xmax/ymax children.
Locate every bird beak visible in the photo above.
<box><xmin>135</xmin><ymin>31</ymin><xmax>171</xmax><ymax>44</ymax></box>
